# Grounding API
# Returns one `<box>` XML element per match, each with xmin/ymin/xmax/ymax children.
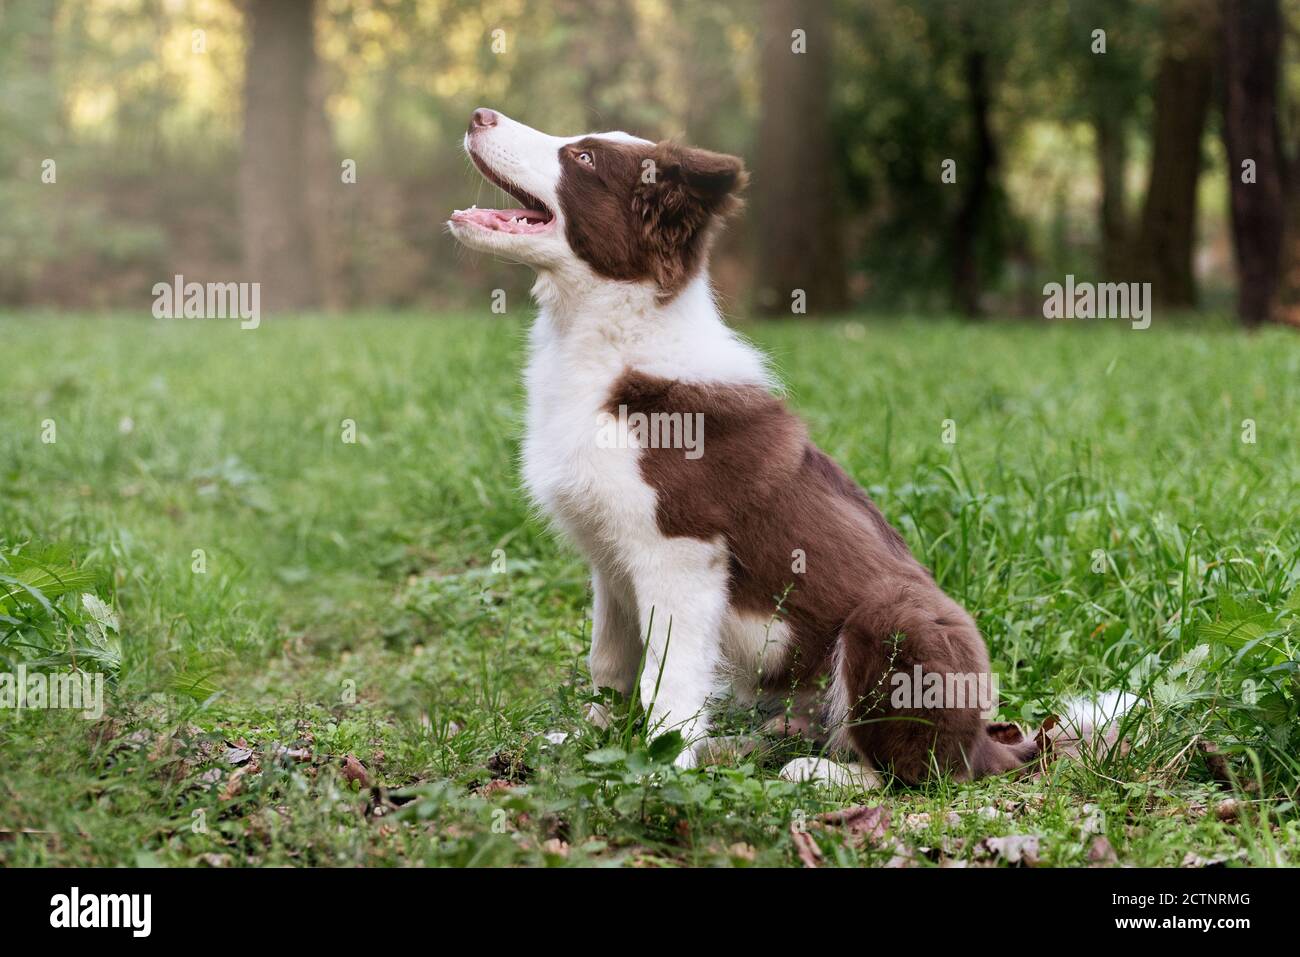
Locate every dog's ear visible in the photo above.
<box><xmin>633</xmin><ymin>141</ymin><xmax>747</xmax><ymax>294</ymax></box>
<box><xmin>643</xmin><ymin>141</ymin><xmax>747</xmax><ymax>214</ymax></box>
<box><xmin>985</xmin><ymin>721</ymin><xmax>1026</xmax><ymax>745</ymax></box>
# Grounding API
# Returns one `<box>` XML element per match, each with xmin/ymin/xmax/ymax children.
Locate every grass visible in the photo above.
<box><xmin>1</xmin><ymin>311</ymin><xmax>1298</xmax><ymax>867</ymax></box>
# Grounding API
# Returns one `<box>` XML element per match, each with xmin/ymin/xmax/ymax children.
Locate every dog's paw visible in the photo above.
<box><xmin>584</xmin><ymin>701</ymin><xmax>614</xmax><ymax>729</ymax></box>
<box><xmin>779</xmin><ymin>757</ymin><xmax>881</xmax><ymax>791</ymax></box>
<box><xmin>672</xmin><ymin>744</ymin><xmax>699</xmax><ymax>769</ymax></box>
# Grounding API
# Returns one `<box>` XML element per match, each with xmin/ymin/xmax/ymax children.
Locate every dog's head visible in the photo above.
<box><xmin>449</xmin><ymin>109</ymin><xmax>747</xmax><ymax>299</ymax></box>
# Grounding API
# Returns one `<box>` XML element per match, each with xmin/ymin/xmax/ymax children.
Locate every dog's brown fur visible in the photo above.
<box><xmin>607</xmin><ymin>371</ymin><xmax>1038</xmax><ymax>784</ymax></box>
<box><xmin>556</xmin><ymin>138</ymin><xmax>745</xmax><ymax>300</ymax></box>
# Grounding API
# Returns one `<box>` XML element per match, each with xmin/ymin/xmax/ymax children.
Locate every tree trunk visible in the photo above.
<box><xmin>1</xmin><ymin>0</ymin><xmax>61</xmax><ymax>304</ymax></box>
<box><xmin>951</xmin><ymin>47</ymin><xmax>997</xmax><ymax>317</ymax></box>
<box><xmin>755</xmin><ymin>0</ymin><xmax>846</xmax><ymax>316</ymax></box>
<box><xmin>1095</xmin><ymin>107</ymin><xmax>1130</xmax><ymax>279</ymax></box>
<box><xmin>239</xmin><ymin>0</ymin><xmax>327</xmax><ymax>313</ymax></box>
<box><xmin>1277</xmin><ymin>190</ymin><xmax>1300</xmax><ymax>328</ymax></box>
<box><xmin>1131</xmin><ymin>0</ymin><xmax>1216</xmax><ymax>308</ymax></box>
<box><xmin>1221</xmin><ymin>0</ymin><xmax>1284</xmax><ymax>327</ymax></box>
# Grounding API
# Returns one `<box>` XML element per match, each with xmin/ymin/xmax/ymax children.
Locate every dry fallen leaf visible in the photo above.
<box><xmin>148</xmin><ymin>734</ymin><xmax>181</xmax><ymax>763</ymax></box>
<box><xmin>87</xmin><ymin>717</ymin><xmax>123</xmax><ymax>749</ymax></box>
<box><xmin>790</xmin><ymin>804</ymin><xmax>893</xmax><ymax>868</ymax></box>
<box><xmin>1086</xmin><ymin>835</ymin><xmax>1118</xmax><ymax>865</ymax></box>
<box><xmin>977</xmin><ymin>834</ymin><xmax>1041</xmax><ymax>866</ymax></box>
<box><xmin>1215</xmin><ymin>798</ymin><xmax>1242</xmax><ymax>822</ymax></box>
<box><xmin>818</xmin><ymin>804</ymin><xmax>892</xmax><ymax>846</ymax></box>
<box><xmin>193</xmin><ymin>767</ymin><xmax>224</xmax><ymax>790</ymax></box>
<box><xmin>271</xmin><ymin>744</ymin><xmax>312</xmax><ymax>763</ymax></box>
<box><xmin>1182</xmin><ymin>849</ymin><xmax>1248</xmax><ymax>868</ymax></box>
<box><xmin>884</xmin><ymin>842</ymin><xmax>915</xmax><ymax>868</ymax></box>
<box><xmin>475</xmin><ymin>778</ymin><xmax>514</xmax><ymax>797</ymax></box>
<box><xmin>220</xmin><ymin>766</ymin><xmax>248</xmax><ymax>801</ymax></box>
<box><xmin>727</xmin><ymin>842</ymin><xmax>757</xmax><ymax>863</ymax></box>
<box><xmin>902</xmin><ymin>812</ymin><xmax>931</xmax><ymax>832</ymax></box>
<box><xmin>541</xmin><ymin>838</ymin><xmax>570</xmax><ymax>858</ymax></box>
<box><xmin>1199</xmin><ymin>740</ymin><xmax>1233</xmax><ymax>786</ymax></box>
<box><xmin>224</xmin><ymin>745</ymin><xmax>254</xmax><ymax>765</ymax></box>
<box><xmin>340</xmin><ymin>754</ymin><xmax>369</xmax><ymax>787</ymax></box>
<box><xmin>790</xmin><ymin>825</ymin><xmax>823</xmax><ymax>868</ymax></box>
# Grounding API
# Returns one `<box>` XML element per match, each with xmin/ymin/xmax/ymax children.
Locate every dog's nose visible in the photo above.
<box><xmin>469</xmin><ymin>108</ymin><xmax>498</xmax><ymax>132</ymax></box>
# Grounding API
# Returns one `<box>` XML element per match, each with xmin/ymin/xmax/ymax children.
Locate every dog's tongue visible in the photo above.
<box><xmin>451</xmin><ymin>206</ymin><xmax>548</xmax><ymax>233</ymax></box>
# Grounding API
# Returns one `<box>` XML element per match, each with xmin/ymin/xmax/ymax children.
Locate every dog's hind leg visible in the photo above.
<box><xmin>831</xmin><ymin>577</ymin><xmax>1036</xmax><ymax>783</ymax></box>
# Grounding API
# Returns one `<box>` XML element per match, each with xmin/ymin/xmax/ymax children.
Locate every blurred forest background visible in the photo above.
<box><xmin>2</xmin><ymin>0</ymin><xmax>1300</xmax><ymax>324</ymax></box>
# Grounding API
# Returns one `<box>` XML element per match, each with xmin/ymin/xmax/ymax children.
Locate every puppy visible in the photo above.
<box><xmin>449</xmin><ymin>109</ymin><xmax>1037</xmax><ymax>784</ymax></box>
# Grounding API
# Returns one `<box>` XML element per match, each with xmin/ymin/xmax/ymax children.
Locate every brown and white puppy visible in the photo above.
<box><xmin>449</xmin><ymin>108</ymin><xmax>1038</xmax><ymax>785</ymax></box>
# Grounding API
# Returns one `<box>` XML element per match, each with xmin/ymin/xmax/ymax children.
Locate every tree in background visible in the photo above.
<box><xmin>755</xmin><ymin>0</ymin><xmax>845</xmax><ymax>316</ymax></box>
<box><xmin>6</xmin><ymin>0</ymin><xmax>1299</xmax><ymax>328</ymax></box>
<box><xmin>832</xmin><ymin>0</ymin><xmax>1021</xmax><ymax>316</ymax></box>
<box><xmin>1056</xmin><ymin>0</ymin><xmax>1156</xmax><ymax>280</ymax></box>
<box><xmin>239</xmin><ymin>0</ymin><xmax>332</xmax><ymax>312</ymax></box>
<box><xmin>1131</xmin><ymin>0</ymin><xmax>1217</xmax><ymax>308</ymax></box>
<box><xmin>949</xmin><ymin>19</ymin><xmax>999</xmax><ymax>317</ymax></box>
<box><xmin>0</xmin><ymin>0</ymin><xmax>62</xmax><ymax>303</ymax></box>
<box><xmin>1220</xmin><ymin>0</ymin><xmax>1284</xmax><ymax>328</ymax></box>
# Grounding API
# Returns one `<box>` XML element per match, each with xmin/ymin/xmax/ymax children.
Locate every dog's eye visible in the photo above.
<box><xmin>576</xmin><ymin>151</ymin><xmax>594</xmax><ymax>167</ymax></box>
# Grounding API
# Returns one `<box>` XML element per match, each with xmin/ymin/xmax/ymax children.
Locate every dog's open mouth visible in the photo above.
<box><xmin>452</xmin><ymin>150</ymin><xmax>555</xmax><ymax>234</ymax></box>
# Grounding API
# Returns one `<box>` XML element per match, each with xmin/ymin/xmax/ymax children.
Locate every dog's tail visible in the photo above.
<box><xmin>1061</xmin><ymin>690</ymin><xmax>1142</xmax><ymax>739</ymax></box>
<box><xmin>1046</xmin><ymin>690</ymin><xmax>1143</xmax><ymax>762</ymax></box>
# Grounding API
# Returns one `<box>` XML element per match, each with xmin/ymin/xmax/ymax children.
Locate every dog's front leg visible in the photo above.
<box><xmin>585</xmin><ymin>567</ymin><xmax>642</xmax><ymax>728</ymax></box>
<box><xmin>630</xmin><ymin>540</ymin><xmax>728</xmax><ymax>768</ymax></box>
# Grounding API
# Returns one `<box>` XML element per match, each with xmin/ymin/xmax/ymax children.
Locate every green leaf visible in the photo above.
<box><xmin>647</xmin><ymin>729</ymin><xmax>685</xmax><ymax>764</ymax></box>
<box><xmin>1200</xmin><ymin>617</ymin><xmax>1289</xmax><ymax>665</ymax></box>
<box><xmin>8</xmin><ymin>560</ymin><xmax>95</xmax><ymax>601</ymax></box>
<box><xmin>583</xmin><ymin>746</ymin><xmax>627</xmax><ymax>766</ymax></box>
<box><xmin>169</xmin><ymin>669</ymin><xmax>222</xmax><ymax>702</ymax></box>
<box><xmin>0</xmin><ymin>572</ymin><xmax>56</xmax><ymax>619</ymax></box>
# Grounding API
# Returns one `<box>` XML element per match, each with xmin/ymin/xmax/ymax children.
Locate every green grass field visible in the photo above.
<box><xmin>2</xmin><ymin>313</ymin><xmax>1298</xmax><ymax>867</ymax></box>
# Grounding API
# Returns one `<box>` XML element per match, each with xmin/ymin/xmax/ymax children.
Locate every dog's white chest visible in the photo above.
<box><xmin>521</xmin><ymin>346</ymin><xmax>657</xmax><ymax>558</ymax></box>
